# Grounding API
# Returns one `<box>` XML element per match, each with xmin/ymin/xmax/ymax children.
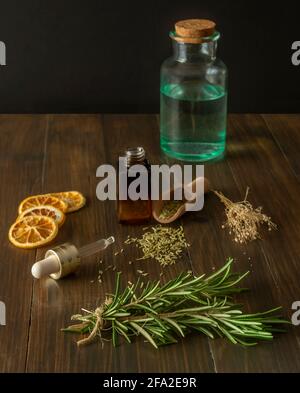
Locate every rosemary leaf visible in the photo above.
<box><xmin>63</xmin><ymin>258</ymin><xmax>288</xmax><ymax>349</ymax></box>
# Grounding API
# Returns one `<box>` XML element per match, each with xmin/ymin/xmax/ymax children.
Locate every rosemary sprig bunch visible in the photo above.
<box><xmin>63</xmin><ymin>259</ymin><xmax>287</xmax><ymax>348</ymax></box>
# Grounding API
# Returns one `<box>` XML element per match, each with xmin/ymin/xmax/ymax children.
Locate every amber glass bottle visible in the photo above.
<box><xmin>117</xmin><ymin>147</ymin><xmax>152</xmax><ymax>224</ymax></box>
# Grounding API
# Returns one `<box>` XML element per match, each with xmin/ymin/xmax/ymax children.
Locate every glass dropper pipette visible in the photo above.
<box><xmin>31</xmin><ymin>236</ymin><xmax>115</xmax><ymax>280</ymax></box>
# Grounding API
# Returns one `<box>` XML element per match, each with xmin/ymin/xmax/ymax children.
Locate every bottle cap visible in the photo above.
<box><xmin>31</xmin><ymin>243</ymin><xmax>80</xmax><ymax>280</ymax></box>
<box><xmin>47</xmin><ymin>243</ymin><xmax>80</xmax><ymax>279</ymax></box>
<box><xmin>124</xmin><ymin>147</ymin><xmax>146</xmax><ymax>166</ymax></box>
<box><xmin>174</xmin><ymin>19</ymin><xmax>216</xmax><ymax>43</ymax></box>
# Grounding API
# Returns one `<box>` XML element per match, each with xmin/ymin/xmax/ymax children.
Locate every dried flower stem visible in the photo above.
<box><xmin>215</xmin><ymin>188</ymin><xmax>277</xmax><ymax>244</ymax></box>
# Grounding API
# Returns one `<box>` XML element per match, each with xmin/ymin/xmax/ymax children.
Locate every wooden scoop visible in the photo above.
<box><xmin>152</xmin><ymin>177</ymin><xmax>210</xmax><ymax>224</ymax></box>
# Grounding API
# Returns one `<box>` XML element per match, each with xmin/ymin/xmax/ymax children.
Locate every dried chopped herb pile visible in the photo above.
<box><xmin>125</xmin><ymin>225</ymin><xmax>189</xmax><ymax>266</ymax></box>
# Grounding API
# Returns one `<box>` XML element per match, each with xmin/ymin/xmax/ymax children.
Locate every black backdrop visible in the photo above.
<box><xmin>0</xmin><ymin>0</ymin><xmax>300</xmax><ymax>113</ymax></box>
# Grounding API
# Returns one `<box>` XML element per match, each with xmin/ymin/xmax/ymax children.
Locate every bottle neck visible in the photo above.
<box><xmin>172</xmin><ymin>39</ymin><xmax>218</xmax><ymax>63</ymax></box>
<box><xmin>124</xmin><ymin>147</ymin><xmax>146</xmax><ymax>167</ymax></box>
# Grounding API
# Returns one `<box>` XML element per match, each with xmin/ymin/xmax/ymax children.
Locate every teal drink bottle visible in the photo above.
<box><xmin>160</xmin><ymin>19</ymin><xmax>227</xmax><ymax>162</ymax></box>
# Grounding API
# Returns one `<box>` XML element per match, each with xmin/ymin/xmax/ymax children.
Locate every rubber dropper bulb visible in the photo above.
<box><xmin>31</xmin><ymin>255</ymin><xmax>60</xmax><ymax>279</ymax></box>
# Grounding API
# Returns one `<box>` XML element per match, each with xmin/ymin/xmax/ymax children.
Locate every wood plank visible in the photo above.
<box><xmin>101</xmin><ymin>114</ymin><xmax>215</xmax><ymax>372</ymax></box>
<box><xmin>0</xmin><ymin>115</ymin><xmax>47</xmax><ymax>372</ymax></box>
<box><xmin>262</xmin><ymin>114</ymin><xmax>300</xmax><ymax>180</ymax></box>
<box><xmin>25</xmin><ymin>114</ymin><xmax>214</xmax><ymax>372</ymax></box>
<box><xmin>25</xmin><ymin>114</ymin><xmax>114</xmax><ymax>372</ymax></box>
<box><xmin>4</xmin><ymin>113</ymin><xmax>300</xmax><ymax>373</ymax></box>
<box><xmin>181</xmin><ymin>158</ymin><xmax>287</xmax><ymax>372</ymax></box>
<box><xmin>156</xmin><ymin>112</ymin><xmax>300</xmax><ymax>372</ymax></box>
<box><xmin>199</xmin><ymin>114</ymin><xmax>300</xmax><ymax>372</ymax></box>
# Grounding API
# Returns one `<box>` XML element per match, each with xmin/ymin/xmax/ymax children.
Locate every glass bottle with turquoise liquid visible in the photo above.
<box><xmin>160</xmin><ymin>19</ymin><xmax>227</xmax><ymax>162</ymax></box>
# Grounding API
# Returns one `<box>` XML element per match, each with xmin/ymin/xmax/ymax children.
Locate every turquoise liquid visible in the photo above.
<box><xmin>160</xmin><ymin>82</ymin><xmax>227</xmax><ymax>162</ymax></box>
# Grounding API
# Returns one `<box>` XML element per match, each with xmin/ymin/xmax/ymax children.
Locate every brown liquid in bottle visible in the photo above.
<box><xmin>117</xmin><ymin>147</ymin><xmax>152</xmax><ymax>224</ymax></box>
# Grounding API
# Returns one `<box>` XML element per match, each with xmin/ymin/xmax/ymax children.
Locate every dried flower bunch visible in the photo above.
<box><xmin>215</xmin><ymin>188</ymin><xmax>277</xmax><ymax>244</ymax></box>
<box><xmin>125</xmin><ymin>225</ymin><xmax>189</xmax><ymax>266</ymax></box>
<box><xmin>63</xmin><ymin>259</ymin><xmax>287</xmax><ymax>348</ymax></box>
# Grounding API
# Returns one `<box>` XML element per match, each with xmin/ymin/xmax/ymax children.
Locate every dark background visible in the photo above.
<box><xmin>0</xmin><ymin>0</ymin><xmax>299</xmax><ymax>113</ymax></box>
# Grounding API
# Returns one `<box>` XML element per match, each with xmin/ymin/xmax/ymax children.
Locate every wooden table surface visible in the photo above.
<box><xmin>1</xmin><ymin>114</ymin><xmax>300</xmax><ymax>373</ymax></box>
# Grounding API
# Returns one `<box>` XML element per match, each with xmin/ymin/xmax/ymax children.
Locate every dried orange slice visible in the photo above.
<box><xmin>18</xmin><ymin>205</ymin><xmax>66</xmax><ymax>227</ymax></box>
<box><xmin>8</xmin><ymin>215</ymin><xmax>58</xmax><ymax>249</ymax></box>
<box><xmin>47</xmin><ymin>191</ymin><xmax>86</xmax><ymax>213</ymax></box>
<box><xmin>18</xmin><ymin>195</ymin><xmax>68</xmax><ymax>215</ymax></box>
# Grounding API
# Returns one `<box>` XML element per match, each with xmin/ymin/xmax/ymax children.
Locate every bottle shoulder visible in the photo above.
<box><xmin>161</xmin><ymin>56</ymin><xmax>176</xmax><ymax>70</ymax></box>
<box><xmin>211</xmin><ymin>58</ymin><xmax>227</xmax><ymax>72</ymax></box>
<box><xmin>161</xmin><ymin>57</ymin><xmax>227</xmax><ymax>72</ymax></box>
<box><xmin>161</xmin><ymin>59</ymin><xmax>227</xmax><ymax>88</ymax></box>
<box><xmin>161</xmin><ymin>57</ymin><xmax>227</xmax><ymax>89</ymax></box>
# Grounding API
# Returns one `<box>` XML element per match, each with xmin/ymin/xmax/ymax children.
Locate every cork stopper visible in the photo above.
<box><xmin>174</xmin><ymin>19</ymin><xmax>216</xmax><ymax>44</ymax></box>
